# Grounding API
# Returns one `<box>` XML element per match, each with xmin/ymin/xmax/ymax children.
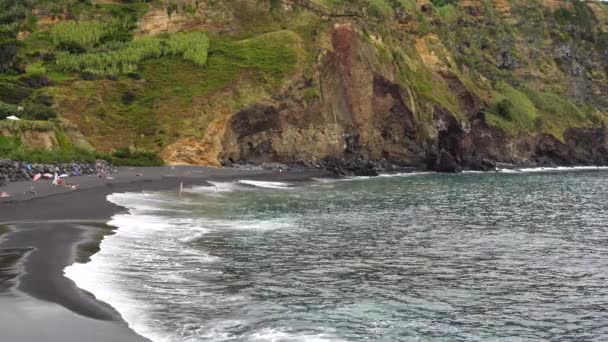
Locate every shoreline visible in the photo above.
<box><xmin>1</xmin><ymin>164</ymin><xmax>607</xmax><ymax>341</ymax></box>
<box><xmin>0</xmin><ymin>165</ymin><xmax>329</xmax><ymax>342</ymax></box>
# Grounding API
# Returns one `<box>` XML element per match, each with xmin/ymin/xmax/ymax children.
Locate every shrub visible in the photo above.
<box><xmin>0</xmin><ymin>135</ymin><xmax>21</xmax><ymax>156</ymax></box>
<box><xmin>495</xmin><ymin>99</ymin><xmax>513</xmax><ymax>120</ymax></box>
<box><xmin>4</xmin><ymin>147</ymin><xmax>107</xmax><ymax>164</ymax></box>
<box><xmin>0</xmin><ymin>0</ymin><xmax>32</xmax><ymax>72</ymax></box>
<box><xmin>367</xmin><ymin>0</ymin><xmax>394</xmax><ymax>18</ymax></box>
<box><xmin>431</xmin><ymin>0</ymin><xmax>456</xmax><ymax>7</ymax></box>
<box><xmin>32</xmin><ymin>93</ymin><xmax>54</xmax><ymax>107</ymax></box>
<box><xmin>111</xmin><ymin>148</ymin><xmax>164</xmax><ymax>166</ymax></box>
<box><xmin>23</xmin><ymin>103</ymin><xmax>57</xmax><ymax>120</ymax></box>
<box><xmin>303</xmin><ymin>87</ymin><xmax>320</xmax><ymax>101</ymax></box>
<box><xmin>55</xmin><ymin>37</ymin><xmax>163</xmax><ymax>75</ymax></box>
<box><xmin>486</xmin><ymin>82</ymin><xmax>539</xmax><ymax>134</ymax></box>
<box><xmin>0</xmin><ymin>101</ymin><xmax>19</xmax><ymax>119</ymax></box>
<box><xmin>0</xmin><ymin>35</ymin><xmax>20</xmax><ymax>73</ymax></box>
<box><xmin>19</xmin><ymin>74</ymin><xmax>52</xmax><ymax>88</ymax></box>
<box><xmin>50</xmin><ymin>19</ymin><xmax>130</xmax><ymax>51</ymax></box>
<box><xmin>165</xmin><ymin>32</ymin><xmax>210</xmax><ymax>66</ymax></box>
<box><xmin>396</xmin><ymin>0</ymin><xmax>417</xmax><ymax>12</ymax></box>
<box><xmin>554</xmin><ymin>8</ymin><xmax>573</xmax><ymax>25</ymax></box>
<box><xmin>0</xmin><ymin>80</ymin><xmax>31</xmax><ymax>104</ymax></box>
<box><xmin>121</xmin><ymin>90</ymin><xmax>136</xmax><ymax>104</ymax></box>
<box><xmin>436</xmin><ymin>4</ymin><xmax>458</xmax><ymax>23</ymax></box>
<box><xmin>54</xmin><ymin>32</ymin><xmax>210</xmax><ymax>75</ymax></box>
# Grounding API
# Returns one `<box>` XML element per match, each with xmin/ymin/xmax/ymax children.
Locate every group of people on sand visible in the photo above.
<box><xmin>0</xmin><ymin>160</ymin><xmax>114</xmax><ymax>200</ymax></box>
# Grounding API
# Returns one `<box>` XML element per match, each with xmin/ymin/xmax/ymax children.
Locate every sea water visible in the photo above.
<box><xmin>65</xmin><ymin>169</ymin><xmax>608</xmax><ymax>341</ymax></box>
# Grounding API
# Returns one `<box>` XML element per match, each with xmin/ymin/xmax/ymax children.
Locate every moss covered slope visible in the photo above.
<box><xmin>1</xmin><ymin>0</ymin><xmax>607</xmax><ymax>169</ymax></box>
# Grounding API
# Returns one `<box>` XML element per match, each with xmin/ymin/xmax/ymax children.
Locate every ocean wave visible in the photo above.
<box><xmin>311</xmin><ymin>172</ymin><xmax>432</xmax><ymax>183</ymax></box>
<box><xmin>64</xmin><ymin>190</ymin><xmax>300</xmax><ymax>342</ymax></box>
<box><xmin>64</xmin><ymin>242</ymin><xmax>174</xmax><ymax>342</ymax></box>
<box><xmin>498</xmin><ymin>166</ymin><xmax>608</xmax><ymax>173</ymax></box>
<box><xmin>310</xmin><ymin>177</ymin><xmax>342</xmax><ymax>183</ymax></box>
<box><xmin>378</xmin><ymin>172</ymin><xmax>433</xmax><ymax>178</ymax></box>
<box><xmin>182</xmin><ymin>181</ymin><xmax>242</xmax><ymax>195</ymax></box>
<box><xmin>223</xmin><ymin>219</ymin><xmax>294</xmax><ymax>231</ymax></box>
<box><xmin>182</xmin><ymin>180</ymin><xmax>293</xmax><ymax>195</ymax></box>
<box><xmin>63</xmin><ymin>169</ymin><xmax>608</xmax><ymax>342</ymax></box>
<box><xmin>177</xmin><ymin>229</ymin><xmax>211</xmax><ymax>244</ymax></box>
<box><xmin>248</xmin><ymin>328</ymin><xmax>344</xmax><ymax>342</ymax></box>
<box><xmin>65</xmin><ymin>192</ymin><xmax>223</xmax><ymax>342</ymax></box>
<box><xmin>237</xmin><ymin>180</ymin><xmax>293</xmax><ymax>189</ymax></box>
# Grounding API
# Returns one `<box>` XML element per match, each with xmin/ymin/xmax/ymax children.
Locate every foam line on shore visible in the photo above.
<box><xmin>498</xmin><ymin>166</ymin><xmax>608</xmax><ymax>173</ymax></box>
<box><xmin>237</xmin><ymin>180</ymin><xmax>293</xmax><ymax>189</ymax></box>
<box><xmin>64</xmin><ymin>188</ymin><xmax>299</xmax><ymax>342</ymax></box>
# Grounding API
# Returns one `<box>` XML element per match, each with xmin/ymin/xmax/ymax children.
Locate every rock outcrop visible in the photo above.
<box><xmin>160</xmin><ymin>15</ymin><xmax>608</xmax><ymax>173</ymax></box>
<box><xmin>210</xmin><ymin>23</ymin><xmax>427</xmax><ymax>170</ymax></box>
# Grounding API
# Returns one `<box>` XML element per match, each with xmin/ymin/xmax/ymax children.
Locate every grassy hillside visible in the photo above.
<box><xmin>0</xmin><ymin>0</ymin><xmax>607</xmax><ymax>165</ymax></box>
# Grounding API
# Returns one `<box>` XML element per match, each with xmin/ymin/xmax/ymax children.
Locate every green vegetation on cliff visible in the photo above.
<box><xmin>54</xmin><ymin>32</ymin><xmax>210</xmax><ymax>75</ymax></box>
<box><xmin>0</xmin><ymin>0</ymin><xmax>606</xmax><ymax>166</ymax></box>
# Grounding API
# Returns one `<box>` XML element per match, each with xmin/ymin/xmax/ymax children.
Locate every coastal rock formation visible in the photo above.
<box><xmin>2</xmin><ymin>0</ymin><xmax>608</xmax><ymax>174</ymax></box>
<box><xmin>214</xmin><ymin>23</ymin><xmax>426</xmax><ymax>169</ymax></box>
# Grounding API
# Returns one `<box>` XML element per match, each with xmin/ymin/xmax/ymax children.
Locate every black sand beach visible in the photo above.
<box><xmin>0</xmin><ymin>166</ymin><xmax>328</xmax><ymax>342</ymax></box>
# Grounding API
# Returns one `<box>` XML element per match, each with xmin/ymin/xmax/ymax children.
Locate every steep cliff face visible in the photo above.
<box><xmin>217</xmin><ymin>23</ymin><xmax>425</xmax><ymax>167</ymax></box>
<box><xmin>6</xmin><ymin>0</ymin><xmax>608</xmax><ymax>170</ymax></box>
<box><xmin>230</xmin><ymin>0</ymin><xmax>605</xmax><ymax>171</ymax></box>
<box><xmin>195</xmin><ymin>0</ymin><xmax>608</xmax><ymax>171</ymax></box>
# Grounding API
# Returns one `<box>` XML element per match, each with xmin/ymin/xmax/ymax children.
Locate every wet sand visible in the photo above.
<box><xmin>0</xmin><ymin>165</ymin><xmax>328</xmax><ymax>342</ymax></box>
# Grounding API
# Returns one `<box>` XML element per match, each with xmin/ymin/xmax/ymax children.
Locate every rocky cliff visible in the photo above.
<box><xmin>2</xmin><ymin>0</ymin><xmax>608</xmax><ymax>171</ymax></box>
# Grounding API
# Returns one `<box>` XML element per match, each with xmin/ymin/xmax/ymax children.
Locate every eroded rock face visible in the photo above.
<box><xmin>213</xmin><ymin>23</ymin><xmax>427</xmax><ymax>169</ymax></box>
<box><xmin>136</xmin><ymin>2</ymin><xmax>232</xmax><ymax>37</ymax></box>
<box><xmin>0</xmin><ymin>128</ymin><xmax>59</xmax><ymax>151</ymax></box>
<box><xmin>162</xmin><ymin>23</ymin><xmax>608</xmax><ymax>173</ymax></box>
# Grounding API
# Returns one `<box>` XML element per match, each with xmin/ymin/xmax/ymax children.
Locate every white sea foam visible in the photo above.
<box><xmin>65</xmin><ymin>222</ymin><xmax>174</xmax><ymax>342</ymax></box>
<box><xmin>65</xmin><ymin>192</ymin><xmax>222</xmax><ymax>342</ymax></box>
<box><xmin>177</xmin><ymin>229</ymin><xmax>210</xmax><ymax>243</ymax></box>
<box><xmin>183</xmin><ymin>180</ymin><xmax>293</xmax><ymax>195</ymax></box>
<box><xmin>497</xmin><ymin>168</ymin><xmax>519</xmax><ymax>173</ymax></box>
<box><xmin>183</xmin><ymin>181</ymin><xmax>242</xmax><ymax>195</ymax></box>
<box><xmin>313</xmin><ymin>172</ymin><xmax>432</xmax><ymax>183</ymax></box>
<box><xmin>64</xmin><ymin>190</ymin><xmax>301</xmax><ymax>342</ymax></box>
<box><xmin>237</xmin><ymin>180</ymin><xmax>293</xmax><ymax>189</ymax></box>
<box><xmin>378</xmin><ymin>172</ymin><xmax>433</xmax><ymax>178</ymax></box>
<box><xmin>498</xmin><ymin>166</ymin><xmax>608</xmax><ymax>174</ymax></box>
<box><xmin>223</xmin><ymin>219</ymin><xmax>294</xmax><ymax>231</ymax></box>
<box><xmin>310</xmin><ymin>177</ymin><xmax>341</xmax><ymax>183</ymax></box>
<box><xmin>248</xmin><ymin>328</ymin><xmax>343</xmax><ymax>342</ymax></box>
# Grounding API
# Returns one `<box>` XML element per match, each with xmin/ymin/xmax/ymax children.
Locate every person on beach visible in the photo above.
<box><xmin>96</xmin><ymin>159</ymin><xmax>107</xmax><ymax>178</ymax></box>
<box><xmin>95</xmin><ymin>160</ymin><xmax>101</xmax><ymax>177</ymax></box>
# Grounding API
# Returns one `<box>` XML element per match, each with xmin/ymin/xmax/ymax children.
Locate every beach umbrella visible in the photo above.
<box><xmin>43</xmin><ymin>173</ymin><xmax>54</xmax><ymax>178</ymax></box>
<box><xmin>32</xmin><ymin>173</ymin><xmax>42</xmax><ymax>181</ymax></box>
<box><xmin>59</xmin><ymin>174</ymin><xmax>69</xmax><ymax>178</ymax></box>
